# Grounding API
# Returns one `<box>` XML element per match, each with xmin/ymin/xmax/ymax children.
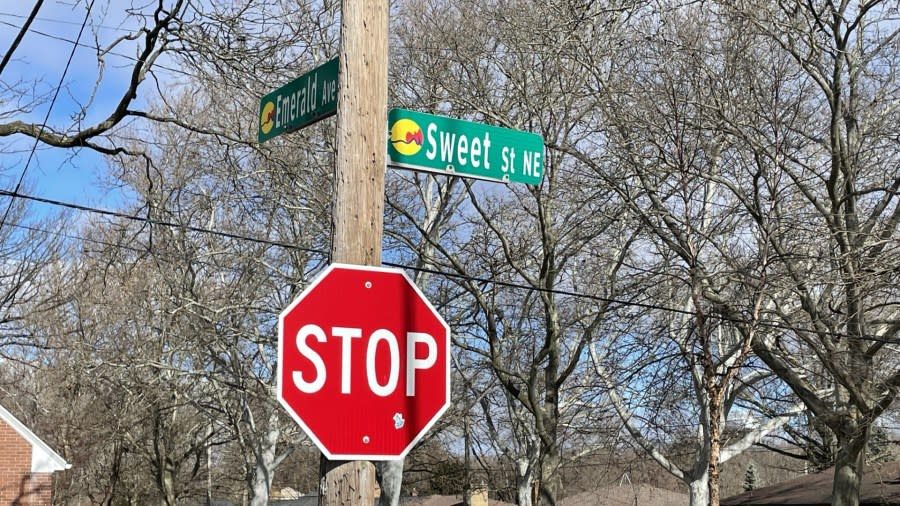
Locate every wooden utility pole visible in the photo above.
<box><xmin>319</xmin><ymin>0</ymin><xmax>388</xmax><ymax>505</ymax></box>
<box><xmin>330</xmin><ymin>0</ymin><xmax>389</xmax><ymax>266</ymax></box>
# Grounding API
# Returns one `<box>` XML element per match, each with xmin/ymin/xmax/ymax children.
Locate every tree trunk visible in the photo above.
<box><xmin>538</xmin><ymin>445</ymin><xmax>561</xmax><ymax>506</ymax></box>
<box><xmin>161</xmin><ymin>466</ymin><xmax>177</xmax><ymax>506</ymax></box>
<box><xmin>707</xmin><ymin>390</ymin><xmax>723</xmax><ymax>506</ymax></box>
<box><xmin>688</xmin><ymin>474</ymin><xmax>709</xmax><ymax>506</ymax></box>
<box><xmin>516</xmin><ymin>456</ymin><xmax>536</xmax><ymax>506</ymax></box>
<box><xmin>248</xmin><ymin>427</ymin><xmax>279</xmax><ymax>506</ymax></box>
<box><xmin>376</xmin><ymin>459</ymin><xmax>404</xmax><ymax>506</ymax></box>
<box><xmin>831</xmin><ymin>423</ymin><xmax>869</xmax><ymax>506</ymax></box>
<box><xmin>249</xmin><ymin>464</ymin><xmax>272</xmax><ymax>506</ymax></box>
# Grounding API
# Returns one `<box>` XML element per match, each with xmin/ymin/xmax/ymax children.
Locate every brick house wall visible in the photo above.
<box><xmin>0</xmin><ymin>418</ymin><xmax>51</xmax><ymax>506</ymax></box>
<box><xmin>0</xmin><ymin>405</ymin><xmax>69</xmax><ymax>506</ymax></box>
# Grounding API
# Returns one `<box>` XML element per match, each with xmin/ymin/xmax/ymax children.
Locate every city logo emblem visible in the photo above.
<box><xmin>260</xmin><ymin>101</ymin><xmax>276</xmax><ymax>135</ymax></box>
<box><xmin>390</xmin><ymin>118</ymin><xmax>423</xmax><ymax>156</ymax></box>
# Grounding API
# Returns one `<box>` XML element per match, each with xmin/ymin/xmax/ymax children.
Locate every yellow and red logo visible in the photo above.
<box><xmin>390</xmin><ymin>118</ymin><xmax>423</xmax><ymax>156</ymax></box>
<box><xmin>260</xmin><ymin>101</ymin><xmax>276</xmax><ymax>135</ymax></box>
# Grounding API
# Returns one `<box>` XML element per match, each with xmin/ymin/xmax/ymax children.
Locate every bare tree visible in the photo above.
<box><xmin>551</xmin><ymin>4</ymin><xmax>812</xmax><ymax>504</ymax></box>
<box><xmin>0</xmin><ymin>0</ymin><xmax>194</xmax><ymax>157</ymax></box>
<box><xmin>591</xmin><ymin>297</ymin><xmax>799</xmax><ymax>506</ymax></box>
<box><xmin>0</xmin><ymin>198</ymin><xmax>63</xmax><ymax>356</ymax></box>
<box><xmin>561</xmin><ymin>1</ymin><xmax>900</xmax><ymax>504</ymax></box>
<box><xmin>704</xmin><ymin>2</ymin><xmax>900</xmax><ymax>504</ymax></box>
<box><xmin>88</xmin><ymin>1</ymin><xmax>343</xmax><ymax>502</ymax></box>
<box><xmin>111</xmin><ymin>83</ymin><xmax>338</xmax><ymax>503</ymax></box>
<box><xmin>387</xmin><ymin>3</ymin><xmax>639</xmax><ymax>505</ymax></box>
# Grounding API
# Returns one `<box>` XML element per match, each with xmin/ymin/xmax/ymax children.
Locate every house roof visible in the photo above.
<box><xmin>722</xmin><ymin>461</ymin><xmax>900</xmax><ymax>505</ymax></box>
<box><xmin>399</xmin><ymin>495</ymin><xmax>515</xmax><ymax>506</ymax></box>
<box><xmin>270</xmin><ymin>495</ymin><xmax>514</xmax><ymax>506</ymax></box>
<box><xmin>560</xmin><ymin>484</ymin><xmax>688</xmax><ymax>506</ymax></box>
<box><xmin>0</xmin><ymin>402</ymin><xmax>70</xmax><ymax>473</ymax></box>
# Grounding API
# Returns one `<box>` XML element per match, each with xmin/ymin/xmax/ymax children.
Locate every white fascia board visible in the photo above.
<box><xmin>0</xmin><ymin>403</ymin><xmax>71</xmax><ymax>472</ymax></box>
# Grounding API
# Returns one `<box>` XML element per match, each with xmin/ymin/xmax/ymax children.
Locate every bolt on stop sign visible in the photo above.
<box><xmin>277</xmin><ymin>263</ymin><xmax>450</xmax><ymax>460</ymax></box>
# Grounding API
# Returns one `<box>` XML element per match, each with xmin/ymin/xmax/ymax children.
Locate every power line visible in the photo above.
<box><xmin>0</xmin><ymin>0</ymin><xmax>96</xmax><ymax>234</ymax></box>
<box><xmin>5</xmin><ymin>220</ymin><xmax>319</xmax><ymax>284</ymax></box>
<box><xmin>0</xmin><ymin>188</ymin><xmax>323</xmax><ymax>256</ymax></box>
<box><xmin>2</xmin><ymin>187</ymin><xmax>897</xmax><ymax>346</ymax></box>
<box><xmin>0</xmin><ymin>1</ymin><xmax>43</xmax><ymax>75</ymax></box>
<box><xmin>0</xmin><ymin>9</ymin><xmax>130</xmax><ymax>33</ymax></box>
<box><xmin>0</xmin><ymin>11</ymin><xmax>584</xmax><ymax>61</ymax></box>
<box><xmin>0</xmin><ymin>18</ymin><xmax>194</xmax><ymax>79</ymax></box>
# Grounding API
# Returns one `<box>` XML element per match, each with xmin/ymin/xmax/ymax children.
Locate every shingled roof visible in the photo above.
<box><xmin>722</xmin><ymin>462</ymin><xmax>900</xmax><ymax>505</ymax></box>
<box><xmin>560</xmin><ymin>484</ymin><xmax>688</xmax><ymax>506</ymax></box>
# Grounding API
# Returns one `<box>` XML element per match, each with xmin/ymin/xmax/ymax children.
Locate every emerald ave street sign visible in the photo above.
<box><xmin>258</xmin><ymin>58</ymin><xmax>339</xmax><ymax>143</ymax></box>
<box><xmin>387</xmin><ymin>108</ymin><xmax>545</xmax><ymax>185</ymax></box>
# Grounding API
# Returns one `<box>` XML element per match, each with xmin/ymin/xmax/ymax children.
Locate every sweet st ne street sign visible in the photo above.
<box><xmin>387</xmin><ymin>108</ymin><xmax>545</xmax><ymax>186</ymax></box>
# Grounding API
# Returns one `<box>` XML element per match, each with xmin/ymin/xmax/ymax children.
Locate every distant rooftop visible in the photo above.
<box><xmin>722</xmin><ymin>461</ymin><xmax>900</xmax><ymax>505</ymax></box>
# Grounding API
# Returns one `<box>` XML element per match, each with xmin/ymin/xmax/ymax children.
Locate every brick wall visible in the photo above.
<box><xmin>0</xmin><ymin>419</ymin><xmax>53</xmax><ymax>506</ymax></box>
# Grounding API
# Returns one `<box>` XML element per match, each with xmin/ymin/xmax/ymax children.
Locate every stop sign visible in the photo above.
<box><xmin>277</xmin><ymin>263</ymin><xmax>450</xmax><ymax>460</ymax></box>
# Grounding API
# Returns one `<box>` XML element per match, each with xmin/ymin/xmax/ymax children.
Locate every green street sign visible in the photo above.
<box><xmin>387</xmin><ymin>108</ymin><xmax>545</xmax><ymax>185</ymax></box>
<box><xmin>258</xmin><ymin>58</ymin><xmax>339</xmax><ymax>143</ymax></box>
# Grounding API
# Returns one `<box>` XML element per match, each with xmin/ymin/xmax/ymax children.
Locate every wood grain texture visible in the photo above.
<box><xmin>331</xmin><ymin>0</ymin><xmax>389</xmax><ymax>266</ymax></box>
<box><xmin>321</xmin><ymin>0</ymin><xmax>388</xmax><ymax>503</ymax></box>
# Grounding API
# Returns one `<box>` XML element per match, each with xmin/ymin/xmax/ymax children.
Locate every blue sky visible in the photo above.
<box><xmin>0</xmin><ymin>1</ymin><xmax>164</xmax><ymax>213</ymax></box>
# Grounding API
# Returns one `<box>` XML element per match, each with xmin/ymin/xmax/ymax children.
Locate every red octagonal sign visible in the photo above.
<box><xmin>277</xmin><ymin>263</ymin><xmax>450</xmax><ymax>460</ymax></box>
